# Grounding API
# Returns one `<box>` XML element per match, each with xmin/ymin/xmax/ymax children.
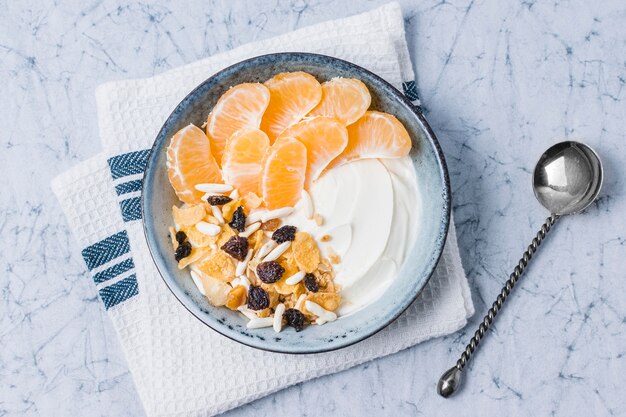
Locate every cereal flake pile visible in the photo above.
<box><xmin>170</xmin><ymin>184</ymin><xmax>341</xmax><ymax>333</ymax></box>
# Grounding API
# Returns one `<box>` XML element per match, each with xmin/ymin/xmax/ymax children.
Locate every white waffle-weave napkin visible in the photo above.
<box><xmin>51</xmin><ymin>3</ymin><xmax>474</xmax><ymax>416</ymax></box>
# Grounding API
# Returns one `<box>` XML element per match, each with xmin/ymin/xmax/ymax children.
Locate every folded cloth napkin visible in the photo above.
<box><xmin>51</xmin><ymin>3</ymin><xmax>474</xmax><ymax>416</ymax></box>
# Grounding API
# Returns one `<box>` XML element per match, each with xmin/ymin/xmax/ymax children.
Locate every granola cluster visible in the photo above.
<box><xmin>169</xmin><ymin>186</ymin><xmax>341</xmax><ymax>333</ymax></box>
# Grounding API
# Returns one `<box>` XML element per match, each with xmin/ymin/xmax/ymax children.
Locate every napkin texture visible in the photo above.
<box><xmin>52</xmin><ymin>3</ymin><xmax>474</xmax><ymax>416</ymax></box>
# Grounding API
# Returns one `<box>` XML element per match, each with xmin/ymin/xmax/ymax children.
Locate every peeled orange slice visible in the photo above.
<box><xmin>221</xmin><ymin>128</ymin><xmax>270</xmax><ymax>196</ymax></box>
<box><xmin>260</xmin><ymin>72</ymin><xmax>322</xmax><ymax>141</ymax></box>
<box><xmin>167</xmin><ymin>124</ymin><xmax>223</xmax><ymax>205</ymax></box>
<box><xmin>206</xmin><ymin>83</ymin><xmax>270</xmax><ymax>164</ymax></box>
<box><xmin>279</xmin><ymin>117</ymin><xmax>348</xmax><ymax>187</ymax></box>
<box><xmin>328</xmin><ymin>111</ymin><xmax>412</xmax><ymax>169</ymax></box>
<box><xmin>309</xmin><ymin>78</ymin><xmax>371</xmax><ymax>125</ymax></box>
<box><xmin>262</xmin><ymin>137</ymin><xmax>307</xmax><ymax>209</ymax></box>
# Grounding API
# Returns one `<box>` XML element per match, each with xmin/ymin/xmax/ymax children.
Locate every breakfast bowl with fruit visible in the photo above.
<box><xmin>142</xmin><ymin>52</ymin><xmax>450</xmax><ymax>353</ymax></box>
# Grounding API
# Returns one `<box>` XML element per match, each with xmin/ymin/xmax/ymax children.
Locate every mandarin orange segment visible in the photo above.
<box><xmin>221</xmin><ymin>128</ymin><xmax>270</xmax><ymax>195</ymax></box>
<box><xmin>261</xmin><ymin>137</ymin><xmax>307</xmax><ymax>209</ymax></box>
<box><xmin>279</xmin><ymin>116</ymin><xmax>348</xmax><ymax>187</ymax></box>
<box><xmin>328</xmin><ymin>111</ymin><xmax>412</xmax><ymax>169</ymax></box>
<box><xmin>206</xmin><ymin>83</ymin><xmax>270</xmax><ymax>164</ymax></box>
<box><xmin>260</xmin><ymin>72</ymin><xmax>322</xmax><ymax>141</ymax></box>
<box><xmin>167</xmin><ymin>124</ymin><xmax>223</xmax><ymax>205</ymax></box>
<box><xmin>308</xmin><ymin>78</ymin><xmax>371</xmax><ymax>125</ymax></box>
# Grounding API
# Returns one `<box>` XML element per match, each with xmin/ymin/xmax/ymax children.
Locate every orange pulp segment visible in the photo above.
<box><xmin>206</xmin><ymin>83</ymin><xmax>270</xmax><ymax>164</ymax></box>
<box><xmin>328</xmin><ymin>111</ymin><xmax>412</xmax><ymax>169</ymax></box>
<box><xmin>260</xmin><ymin>72</ymin><xmax>322</xmax><ymax>141</ymax></box>
<box><xmin>221</xmin><ymin>128</ymin><xmax>270</xmax><ymax>196</ymax></box>
<box><xmin>309</xmin><ymin>77</ymin><xmax>371</xmax><ymax>125</ymax></box>
<box><xmin>167</xmin><ymin>124</ymin><xmax>223</xmax><ymax>205</ymax></box>
<box><xmin>261</xmin><ymin>137</ymin><xmax>307</xmax><ymax>209</ymax></box>
<box><xmin>279</xmin><ymin>116</ymin><xmax>348</xmax><ymax>187</ymax></box>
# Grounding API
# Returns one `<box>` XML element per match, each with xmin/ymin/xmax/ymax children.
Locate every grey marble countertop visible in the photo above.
<box><xmin>2</xmin><ymin>1</ymin><xmax>625</xmax><ymax>416</ymax></box>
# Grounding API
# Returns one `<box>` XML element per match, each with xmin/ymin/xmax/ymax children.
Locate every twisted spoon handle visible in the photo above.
<box><xmin>437</xmin><ymin>214</ymin><xmax>559</xmax><ymax>398</ymax></box>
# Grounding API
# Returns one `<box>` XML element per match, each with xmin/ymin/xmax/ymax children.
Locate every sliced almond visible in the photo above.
<box><xmin>273</xmin><ymin>303</ymin><xmax>285</xmax><ymax>333</ymax></box>
<box><xmin>285</xmin><ymin>271</ymin><xmax>305</xmax><ymax>285</ymax></box>
<box><xmin>235</xmin><ymin>249</ymin><xmax>254</xmax><ymax>276</ymax></box>
<box><xmin>256</xmin><ymin>239</ymin><xmax>278</xmax><ymax>259</ymax></box>
<box><xmin>211</xmin><ymin>205</ymin><xmax>225</xmax><ymax>224</ymax></box>
<box><xmin>196</xmin><ymin>221</ymin><xmax>221</xmax><ymax>236</ymax></box>
<box><xmin>239</xmin><ymin>222</ymin><xmax>261</xmax><ymax>238</ymax></box>
<box><xmin>246</xmin><ymin>317</ymin><xmax>274</xmax><ymax>328</ymax></box>
<box><xmin>195</xmin><ymin>183</ymin><xmax>232</xmax><ymax>193</ymax></box>
<box><xmin>299</xmin><ymin>190</ymin><xmax>314</xmax><ymax>219</ymax></box>
<box><xmin>262</xmin><ymin>241</ymin><xmax>290</xmax><ymax>262</ymax></box>
<box><xmin>261</xmin><ymin>207</ymin><xmax>294</xmax><ymax>222</ymax></box>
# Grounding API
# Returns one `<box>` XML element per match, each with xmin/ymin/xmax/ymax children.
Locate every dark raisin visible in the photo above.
<box><xmin>229</xmin><ymin>206</ymin><xmax>246</xmax><ymax>232</ymax></box>
<box><xmin>303</xmin><ymin>273</ymin><xmax>319</xmax><ymax>292</ymax></box>
<box><xmin>174</xmin><ymin>241</ymin><xmax>192</xmax><ymax>262</ymax></box>
<box><xmin>206</xmin><ymin>195</ymin><xmax>232</xmax><ymax>206</ymax></box>
<box><xmin>175</xmin><ymin>231</ymin><xmax>187</xmax><ymax>244</ymax></box>
<box><xmin>220</xmin><ymin>236</ymin><xmax>249</xmax><ymax>261</ymax></box>
<box><xmin>272</xmin><ymin>225</ymin><xmax>296</xmax><ymax>243</ymax></box>
<box><xmin>284</xmin><ymin>308</ymin><xmax>305</xmax><ymax>332</ymax></box>
<box><xmin>256</xmin><ymin>261</ymin><xmax>285</xmax><ymax>284</ymax></box>
<box><xmin>247</xmin><ymin>285</ymin><xmax>270</xmax><ymax>310</ymax></box>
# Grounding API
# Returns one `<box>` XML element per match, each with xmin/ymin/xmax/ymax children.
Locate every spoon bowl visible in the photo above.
<box><xmin>533</xmin><ymin>141</ymin><xmax>603</xmax><ymax>215</ymax></box>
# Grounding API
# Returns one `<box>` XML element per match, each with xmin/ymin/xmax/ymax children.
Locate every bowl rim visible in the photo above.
<box><xmin>142</xmin><ymin>52</ymin><xmax>451</xmax><ymax>354</ymax></box>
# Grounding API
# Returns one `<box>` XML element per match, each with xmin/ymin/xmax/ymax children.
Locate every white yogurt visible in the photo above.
<box><xmin>283</xmin><ymin>157</ymin><xmax>420</xmax><ymax>316</ymax></box>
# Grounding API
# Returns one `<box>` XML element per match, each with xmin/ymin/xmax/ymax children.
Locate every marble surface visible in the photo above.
<box><xmin>1</xmin><ymin>0</ymin><xmax>625</xmax><ymax>416</ymax></box>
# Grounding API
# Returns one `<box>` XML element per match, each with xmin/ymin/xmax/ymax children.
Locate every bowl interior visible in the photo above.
<box><xmin>143</xmin><ymin>53</ymin><xmax>450</xmax><ymax>353</ymax></box>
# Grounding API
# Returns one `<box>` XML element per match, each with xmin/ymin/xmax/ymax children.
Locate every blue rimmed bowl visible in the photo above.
<box><xmin>142</xmin><ymin>52</ymin><xmax>450</xmax><ymax>354</ymax></box>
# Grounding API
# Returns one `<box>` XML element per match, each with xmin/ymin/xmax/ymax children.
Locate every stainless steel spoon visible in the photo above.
<box><xmin>437</xmin><ymin>141</ymin><xmax>603</xmax><ymax>398</ymax></box>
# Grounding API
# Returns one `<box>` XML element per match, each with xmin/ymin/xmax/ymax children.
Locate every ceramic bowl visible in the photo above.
<box><xmin>142</xmin><ymin>52</ymin><xmax>450</xmax><ymax>354</ymax></box>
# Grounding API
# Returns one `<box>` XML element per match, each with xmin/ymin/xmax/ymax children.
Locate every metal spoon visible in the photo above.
<box><xmin>437</xmin><ymin>141</ymin><xmax>603</xmax><ymax>398</ymax></box>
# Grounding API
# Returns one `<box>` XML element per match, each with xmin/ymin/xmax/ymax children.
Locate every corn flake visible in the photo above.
<box><xmin>196</xmin><ymin>250</ymin><xmax>235</xmax><ymax>282</ymax></box>
<box><xmin>249</xmin><ymin>229</ymin><xmax>265</xmax><ymax>252</ymax></box>
<box><xmin>221</xmin><ymin>199</ymin><xmax>241</xmax><ymax>221</ymax></box>
<box><xmin>273</xmin><ymin>277</ymin><xmax>296</xmax><ymax>295</ymax></box>
<box><xmin>169</xmin><ymin>226</ymin><xmax>178</xmax><ymax>250</ymax></box>
<box><xmin>292</xmin><ymin>232</ymin><xmax>320</xmax><ymax>272</ymax></box>
<box><xmin>216</xmin><ymin>226</ymin><xmax>236</xmax><ymax>247</ymax></box>
<box><xmin>179</xmin><ymin>224</ymin><xmax>216</xmax><ymax>248</ymax></box>
<box><xmin>198</xmin><ymin>271</ymin><xmax>231</xmax><ymax>306</ymax></box>
<box><xmin>178</xmin><ymin>246</ymin><xmax>211</xmax><ymax>269</ymax></box>
<box><xmin>327</xmin><ymin>247</ymin><xmax>341</xmax><ymax>264</ymax></box>
<box><xmin>242</xmin><ymin>192</ymin><xmax>262</xmax><ymax>209</ymax></box>
<box><xmin>225</xmin><ymin>285</ymin><xmax>247</xmax><ymax>310</ymax></box>
<box><xmin>305</xmin><ymin>292</ymin><xmax>341</xmax><ymax>312</ymax></box>
<box><xmin>268</xmin><ymin>288</ymin><xmax>280</xmax><ymax>308</ymax></box>
<box><xmin>172</xmin><ymin>204</ymin><xmax>205</xmax><ymax>226</ymax></box>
